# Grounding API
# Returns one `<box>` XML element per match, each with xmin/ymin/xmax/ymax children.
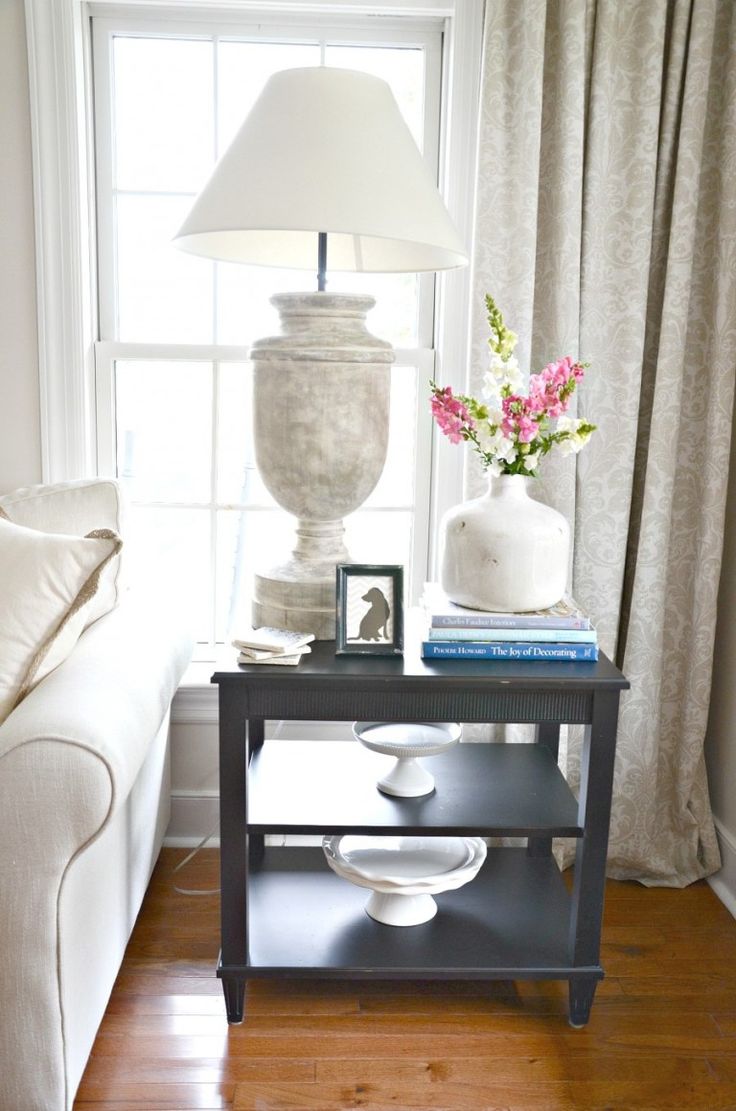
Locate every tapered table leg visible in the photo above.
<box><xmin>568</xmin><ymin>977</ymin><xmax>597</xmax><ymax>1027</ymax></box>
<box><xmin>222</xmin><ymin>976</ymin><xmax>245</xmax><ymax>1024</ymax></box>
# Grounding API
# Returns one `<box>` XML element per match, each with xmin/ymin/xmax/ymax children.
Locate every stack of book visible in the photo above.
<box><xmin>420</xmin><ymin>585</ymin><xmax>598</xmax><ymax>662</ymax></box>
<box><xmin>232</xmin><ymin>627</ymin><xmax>315</xmax><ymax>666</ymax></box>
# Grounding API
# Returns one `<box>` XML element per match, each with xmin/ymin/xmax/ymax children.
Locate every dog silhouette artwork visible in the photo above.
<box><xmin>351</xmin><ymin>586</ymin><xmax>391</xmax><ymax>641</ymax></box>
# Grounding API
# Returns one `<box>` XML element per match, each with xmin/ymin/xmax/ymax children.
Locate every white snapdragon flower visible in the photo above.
<box><xmin>483</xmin><ymin>352</ymin><xmax>524</xmax><ymax>402</ymax></box>
<box><xmin>481</xmin><ymin>375</ymin><xmax>503</xmax><ymax>406</ymax></box>
<box><xmin>524</xmin><ymin>450</ymin><xmax>540</xmax><ymax>471</ymax></box>
<box><xmin>496</xmin><ymin>435</ymin><xmax>518</xmax><ymax>464</ymax></box>
<box><xmin>474</xmin><ymin>422</ymin><xmax>496</xmax><ymax>452</ymax></box>
<box><xmin>499</xmin><ymin>354</ymin><xmax>524</xmax><ymax>392</ymax></box>
<box><xmin>476</xmin><ymin>423</ymin><xmax>518</xmax><ymax>465</ymax></box>
<box><xmin>556</xmin><ymin>416</ymin><xmax>593</xmax><ymax>455</ymax></box>
<box><xmin>488</xmin><ymin>351</ymin><xmax>508</xmax><ymax>377</ymax></box>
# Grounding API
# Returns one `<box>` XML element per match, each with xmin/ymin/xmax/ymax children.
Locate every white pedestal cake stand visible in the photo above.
<box><xmin>352</xmin><ymin>721</ymin><xmax>462</xmax><ymax>797</ymax></box>
<box><xmin>322</xmin><ymin>835</ymin><xmax>487</xmax><ymax>926</ymax></box>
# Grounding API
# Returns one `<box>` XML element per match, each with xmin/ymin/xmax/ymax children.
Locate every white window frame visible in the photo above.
<box><xmin>92</xmin><ymin>12</ymin><xmax>449</xmax><ymax>644</ymax></box>
<box><xmin>24</xmin><ymin>0</ymin><xmax>482</xmax><ymax>553</ymax></box>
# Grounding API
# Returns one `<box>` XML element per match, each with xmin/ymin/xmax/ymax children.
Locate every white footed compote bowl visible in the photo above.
<box><xmin>323</xmin><ymin>835</ymin><xmax>487</xmax><ymax>926</ymax></box>
<box><xmin>353</xmin><ymin>721</ymin><xmax>462</xmax><ymax>798</ymax></box>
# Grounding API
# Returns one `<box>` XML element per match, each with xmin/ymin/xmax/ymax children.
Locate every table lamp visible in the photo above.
<box><xmin>174</xmin><ymin>65</ymin><xmax>467</xmax><ymax>638</ymax></box>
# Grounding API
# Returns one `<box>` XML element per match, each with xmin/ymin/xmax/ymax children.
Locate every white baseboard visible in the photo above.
<box><xmin>163</xmin><ymin>793</ymin><xmax>322</xmax><ymax>850</ymax></box>
<box><xmin>164</xmin><ymin>791</ymin><xmax>220</xmax><ymax>847</ymax></box>
<box><xmin>165</xmin><ymin>723</ymin><xmax>355</xmax><ymax>846</ymax></box>
<box><xmin>708</xmin><ymin>817</ymin><xmax>736</xmax><ymax>920</ymax></box>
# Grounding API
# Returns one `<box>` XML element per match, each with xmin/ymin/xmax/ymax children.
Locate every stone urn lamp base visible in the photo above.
<box><xmin>251</xmin><ymin>292</ymin><xmax>393</xmax><ymax>639</ymax></box>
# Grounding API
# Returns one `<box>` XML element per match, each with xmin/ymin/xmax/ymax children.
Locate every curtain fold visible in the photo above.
<box><xmin>468</xmin><ymin>0</ymin><xmax>736</xmax><ymax>884</ymax></box>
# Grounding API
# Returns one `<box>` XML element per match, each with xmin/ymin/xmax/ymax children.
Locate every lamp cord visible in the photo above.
<box><xmin>172</xmin><ymin>827</ymin><xmax>220</xmax><ymax>895</ymax></box>
<box><xmin>172</xmin><ymin>721</ymin><xmax>289</xmax><ymax>895</ymax></box>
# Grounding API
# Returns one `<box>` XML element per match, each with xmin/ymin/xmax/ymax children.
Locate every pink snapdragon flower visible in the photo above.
<box><xmin>528</xmin><ymin>356</ymin><xmax>585</xmax><ymax>418</ymax></box>
<box><xmin>501</xmin><ymin>395</ymin><xmax>538</xmax><ymax>443</ymax></box>
<box><xmin>430</xmin><ymin>386</ymin><xmax>474</xmax><ymax>444</ymax></box>
<box><xmin>429</xmin><ymin>294</ymin><xmax>595</xmax><ymax>478</ymax></box>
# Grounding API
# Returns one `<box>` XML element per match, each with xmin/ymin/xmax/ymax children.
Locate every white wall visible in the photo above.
<box><xmin>0</xmin><ymin>0</ymin><xmax>42</xmax><ymax>492</ymax></box>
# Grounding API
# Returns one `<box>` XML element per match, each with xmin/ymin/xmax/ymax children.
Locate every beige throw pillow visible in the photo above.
<box><xmin>0</xmin><ymin>509</ymin><xmax>123</xmax><ymax>723</ymax></box>
<box><xmin>0</xmin><ymin>479</ymin><xmax>127</xmax><ymax>624</ymax></box>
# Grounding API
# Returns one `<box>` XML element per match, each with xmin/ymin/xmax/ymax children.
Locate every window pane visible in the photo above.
<box><xmin>216</xmin><ymin>509</ymin><xmax>294</xmax><ymax>639</ymax></box>
<box><xmin>113</xmin><ymin>36</ymin><xmax>214</xmax><ymax>193</ymax></box>
<box><xmin>126</xmin><ymin>506</ymin><xmax>212</xmax><ymax>639</ymax></box>
<box><xmin>116</xmin><ymin>194</ymin><xmax>214</xmax><ymax>343</ymax></box>
<box><xmin>216</xmin><ymin>262</ymin><xmax>314</xmax><ymax>347</ymax></box>
<box><xmin>325</xmin><ymin>45</ymin><xmax>425</xmax><ymax>150</ymax></box>
<box><xmin>335</xmin><ymin>272</ymin><xmax>419</xmax><ymax>349</ymax></box>
<box><xmin>116</xmin><ymin>360</ymin><xmax>213</xmax><ymax>502</ymax></box>
<box><xmin>345</xmin><ymin>510</ymin><xmax>412</xmax><ymax>567</ymax></box>
<box><xmin>217</xmin><ymin>253</ymin><xmax>419</xmax><ymax>349</ymax></box>
<box><xmin>217</xmin><ymin>40</ymin><xmax>320</xmax><ymax>156</ymax></box>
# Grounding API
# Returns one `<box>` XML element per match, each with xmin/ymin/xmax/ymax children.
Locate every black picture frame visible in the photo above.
<box><xmin>335</xmin><ymin>564</ymin><xmax>404</xmax><ymax>655</ymax></box>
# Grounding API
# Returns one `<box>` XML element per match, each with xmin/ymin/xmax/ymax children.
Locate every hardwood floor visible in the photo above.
<box><xmin>75</xmin><ymin>848</ymin><xmax>736</xmax><ymax>1111</ymax></box>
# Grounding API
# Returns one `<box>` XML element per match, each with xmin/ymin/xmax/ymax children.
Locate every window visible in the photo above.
<box><xmin>25</xmin><ymin>0</ymin><xmax>482</xmax><ymax>656</ymax></box>
<box><xmin>93</xmin><ymin>12</ymin><xmax>444</xmax><ymax>650</ymax></box>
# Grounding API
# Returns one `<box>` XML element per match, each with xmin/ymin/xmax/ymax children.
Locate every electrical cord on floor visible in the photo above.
<box><xmin>172</xmin><ymin>721</ymin><xmax>288</xmax><ymax>895</ymax></box>
<box><xmin>172</xmin><ymin>826</ymin><xmax>220</xmax><ymax>895</ymax></box>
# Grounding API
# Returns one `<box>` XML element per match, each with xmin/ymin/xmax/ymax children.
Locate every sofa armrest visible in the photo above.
<box><xmin>0</xmin><ymin>588</ymin><xmax>193</xmax><ymax>816</ymax></box>
<box><xmin>0</xmin><ymin>590</ymin><xmax>192</xmax><ymax>1111</ymax></box>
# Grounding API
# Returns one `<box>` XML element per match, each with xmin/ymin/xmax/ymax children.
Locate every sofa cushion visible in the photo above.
<box><xmin>0</xmin><ymin>479</ymin><xmax>127</xmax><ymax>623</ymax></box>
<box><xmin>0</xmin><ymin>511</ymin><xmax>122</xmax><ymax>722</ymax></box>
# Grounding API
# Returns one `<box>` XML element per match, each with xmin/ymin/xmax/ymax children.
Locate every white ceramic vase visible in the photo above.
<box><xmin>439</xmin><ymin>474</ymin><xmax>570</xmax><ymax>613</ymax></box>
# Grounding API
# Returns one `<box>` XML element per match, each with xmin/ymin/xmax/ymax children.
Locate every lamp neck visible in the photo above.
<box><xmin>317</xmin><ymin>232</ymin><xmax>327</xmax><ymax>292</ymax></box>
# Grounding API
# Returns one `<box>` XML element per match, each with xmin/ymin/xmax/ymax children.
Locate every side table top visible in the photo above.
<box><xmin>212</xmin><ymin>636</ymin><xmax>628</xmax><ymax>693</ymax></box>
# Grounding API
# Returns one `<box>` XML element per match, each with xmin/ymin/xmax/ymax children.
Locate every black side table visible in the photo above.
<box><xmin>212</xmin><ymin>642</ymin><xmax>628</xmax><ymax>1027</ymax></box>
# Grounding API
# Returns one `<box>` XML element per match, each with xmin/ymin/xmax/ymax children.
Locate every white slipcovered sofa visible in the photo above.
<box><xmin>0</xmin><ymin>479</ymin><xmax>193</xmax><ymax>1110</ymax></box>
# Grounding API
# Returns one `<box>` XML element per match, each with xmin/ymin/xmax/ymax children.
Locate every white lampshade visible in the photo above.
<box><xmin>173</xmin><ymin>65</ymin><xmax>467</xmax><ymax>273</ymax></box>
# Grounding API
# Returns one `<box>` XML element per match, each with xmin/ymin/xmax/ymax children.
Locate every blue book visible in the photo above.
<box><xmin>426</xmin><ymin>626</ymin><xmax>597</xmax><ymax>644</ymax></box>
<box><xmin>422</xmin><ymin>640</ymin><xmax>599</xmax><ymax>662</ymax></box>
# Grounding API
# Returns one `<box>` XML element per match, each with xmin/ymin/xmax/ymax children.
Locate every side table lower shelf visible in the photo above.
<box><xmin>217</xmin><ymin>845</ymin><xmax>603</xmax><ymax>1025</ymax></box>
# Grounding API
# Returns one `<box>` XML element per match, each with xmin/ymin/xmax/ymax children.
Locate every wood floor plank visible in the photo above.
<box><xmin>79</xmin><ymin>1058</ymin><xmax>315</xmax><ymax>1085</ymax></box>
<box><xmin>85</xmin><ymin>1028</ymin><xmax>736</xmax><ymax>1060</ymax></box>
<box><xmin>95</xmin><ymin>1009</ymin><xmax>725</xmax><ymax>1039</ymax></box>
<box><xmin>618</xmin><ymin>974</ymin><xmax>736</xmax><ymax>996</ymax></box>
<box><xmin>598</xmin><ymin>953</ymin><xmax>736</xmax><ymax>979</ymax></box>
<box><xmin>74</xmin><ymin>1104</ymin><xmax>225</xmax><ymax>1110</ymax></box>
<box><xmin>73</xmin><ymin>848</ymin><xmax>736</xmax><ymax>1110</ymax></box>
<box><xmin>709</xmin><ymin>1057</ymin><xmax>736</xmax><ymax>1080</ymax></box>
<box><xmin>106</xmin><ymin>991</ymin><xmax>360</xmax><ymax>1017</ymax></box>
<box><xmin>315</xmin><ymin>1055</ymin><xmax>718</xmax><ymax>1084</ymax></box>
<box><xmin>74</xmin><ymin>1082</ymin><xmax>232</xmax><ymax>1108</ymax></box>
<box><xmin>229</xmin><ymin>1077</ymin><xmax>736</xmax><ymax>1110</ymax></box>
<box><xmin>354</xmin><ymin>977</ymin><xmax>623</xmax><ymax>1013</ymax></box>
<box><xmin>601</xmin><ymin>898</ymin><xmax>733</xmax><ymax>928</ymax></box>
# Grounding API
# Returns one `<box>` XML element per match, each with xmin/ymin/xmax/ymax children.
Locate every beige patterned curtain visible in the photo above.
<box><xmin>466</xmin><ymin>0</ymin><xmax>736</xmax><ymax>884</ymax></box>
